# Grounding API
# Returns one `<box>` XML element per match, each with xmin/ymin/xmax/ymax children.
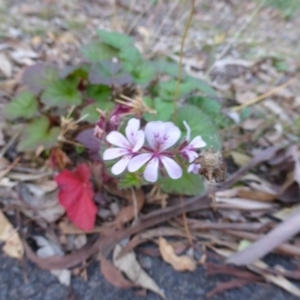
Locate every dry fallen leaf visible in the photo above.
<box><xmin>17</xmin><ymin>182</ymin><xmax>65</xmax><ymax>223</ymax></box>
<box><xmin>113</xmin><ymin>244</ymin><xmax>165</xmax><ymax>299</ymax></box>
<box><xmin>0</xmin><ymin>209</ymin><xmax>24</xmax><ymax>259</ymax></box>
<box><xmin>251</xmin><ymin>260</ymin><xmax>300</xmax><ymax>297</ymax></box>
<box><xmin>159</xmin><ymin>237</ymin><xmax>196</xmax><ymax>272</ymax></box>
<box><xmin>99</xmin><ymin>253</ymin><xmax>134</xmax><ymax>289</ymax></box>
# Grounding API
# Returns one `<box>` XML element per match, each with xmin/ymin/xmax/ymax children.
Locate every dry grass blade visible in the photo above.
<box><xmin>227</xmin><ymin>207</ymin><xmax>300</xmax><ymax>265</ymax></box>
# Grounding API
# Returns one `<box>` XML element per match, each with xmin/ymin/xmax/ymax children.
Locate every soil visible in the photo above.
<box><xmin>0</xmin><ymin>250</ymin><xmax>298</xmax><ymax>300</ymax></box>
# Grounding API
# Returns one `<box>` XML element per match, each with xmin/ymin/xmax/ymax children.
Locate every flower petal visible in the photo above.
<box><xmin>160</xmin><ymin>156</ymin><xmax>182</xmax><ymax>179</ymax></box>
<box><xmin>111</xmin><ymin>155</ymin><xmax>132</xmax><ymax>175</ymax></box>
<box><xmin>183</xmin><ymin>121</ymin><xmax>191</xmax><ymax>141</ymax></box>
<box><xmin>188</xmin><ymin>163</ymin><xmax>201</xmax><ymax>174</ymax></box>
<box><xmin>128</xmin><ymin>153</ymin><xmax>152</xmax><ymax>172</ymax></box>
<box><xmin>132</xmin><ymin>130</ymin><xmax>145</xmax><ymax>152</ymax></box>
<box><xmin>103</xmin><ymin>148</ymin><xmax>128</xmax><ymax>160</ymax></box>
<box><xmin>159</xmin><ymin>124</ymin><xmax>181</xmax><ymax>151</ymax></box>
<box><xmin>145</xmin><ymin>121</ymin><xmax>181</xmax><ymax>151</ymax></box>
<box><xmin>145</xmin><ymin>121</ymin><xmax>165</xmax><ymax>149</ymax></box>
<box><xmin>106</xmin><ymin>131</ymin><xmax>130</xmax><ymax>148</ymax></box>
<box><xmin>144</xmin><ymin>157</ymin><xmax>159</xmax><ymax>182</ymax></box>
<box><xmin>189</xmin><ymin>136</ymin><xmax>206</xmax><ymax>149</ymax></box>
<box><xmin>125</xmin><ymin>118</ymin><xmax>140</xmax><ymax>145</ymax></box>
<box><xmin>185</xmin><ymin>150</ymin><xmax>199</xmax><ymax>163</ymax></box>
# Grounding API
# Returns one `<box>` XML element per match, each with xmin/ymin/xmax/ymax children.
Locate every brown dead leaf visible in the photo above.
<box><xmin>113</xmin><ymin>244</ymin><xmax>165</xmax><ymax>299</ymax></box>
<box><xmin>117</xmin><ymin>227</ymin><xmax>187</xmax><ymax>258</ymax></box>
<box><xmin>237</xmin><ymin>188</ymin><xmax>276</xmax><ymax>202</ymax></box>
<box><xmin>0</xmin><ymin>209</ymin><xmax>23</xmax><ymax>259</ymax></box>
<box><xmin>99</xmin><ymin>253</ymin><xmax>134</xmax><ymax>289</ymax></box>
<box><xmin>159</xmin><ymin>237</ymin><xmax>196</xmax><ymax>272</ymax></box>
<box><xmin>231</xmin><ymin>151</ymin><xmax>251</xmax><ymax>167</ymax></box>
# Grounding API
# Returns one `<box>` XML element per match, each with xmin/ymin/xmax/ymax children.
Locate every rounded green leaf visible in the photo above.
<box><xmin>4</xmin><ymin>91</ymin><xmax>38</xmax><ymax>120</ymax></box>
<box><xmin>175</xmin><ymin>104</ymin><xmax>221</xmax><ymax>150</ymax></box>
<box><xmin>159</xmin><ymin>169</ymin><xmax>204</xmax><ymax>196</ymax></box>
<box><xmin>97</xmin><ymin>30</ymin><xmax>133</xmax><ymax>49</ymax></box>
<box><xmin>41</xmin><ymin>79</ymin><xmax>82</xmax><ymax>108</ymax></box>
<box><xmin>17</xmin><ymin>116</ymin><xmax>60</xmax><ymax>151</ymax></box>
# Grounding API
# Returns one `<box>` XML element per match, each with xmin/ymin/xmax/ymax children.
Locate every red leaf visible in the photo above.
<box><xmin>55</xmin><ymin>164</ymin><xmax>97</xmax><ymax>231</ymax></box>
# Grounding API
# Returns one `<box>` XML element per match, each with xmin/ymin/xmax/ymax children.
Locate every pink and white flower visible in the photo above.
<box><xmin>180</xmin><ymin>121</ymin><xmax>207</xmax><ymax>163</ymax></box>
<box><xmin>128</xmin><ymin>121</ymin><xmax>182</xmax><ymax>182</ymax></box>
<box><xmin>103</xmin><ymin>118</ymin><xmax>145</xmax><ymax>175</ymax></box>
<box><xmin>187</xmin><ymin>163</ymin><xmax>201</xmax><ymax>174</ymax></box>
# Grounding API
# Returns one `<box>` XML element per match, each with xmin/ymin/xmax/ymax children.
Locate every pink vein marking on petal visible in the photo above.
<box><xmin>103</xmin><ymin>148</ymin><xmax>128</xmax><ymax>160</ymax></box>
<box><xmin>160</xmin><ymin>156</ymin><xmax>182</xmax><ymax>179</ymax></box>
<box><xmin>144</xmin><ymin>157</ymin><xmax>159</xmax><ymax>182</ymax></box>
<box><xmin>160</xmin><ymin>125</ymin><xmax>181</xmax><ymax>151</ymax></box>
<box><xmin>145</xmin><ymin>121</ymin><xmax>165</xmax><ymax>149</ymax></box>
<box><xmin>106</xmin><ymin>131</ymin><xmax>130</xmax><ymax>148</ymax></box>
<box><xmin>128</xmin><ymin>153</ymin><xmax>152</xmax><ymax>172</ymax></box>
<box><xmin>189</xmin><ymin>136</ymin><xmax>207</xmax><ymax>149</ymax></box>
<box><xmin>125</xmin><ymin>118</ymin><xmax>140</xmax><ymax>145</ymax></box>
<box><xmin>132</xmin><ymin>130</ymin><xmax>145</xmax><ymax>152</ymax></box>
<box><xmin>111</xmin><ymin>155</ymin><xmax>132</xmax><ymax>175</ymax></box>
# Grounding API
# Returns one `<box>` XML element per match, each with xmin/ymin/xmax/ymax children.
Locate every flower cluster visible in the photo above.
<box><xmin>102</xmin><ymin>118</ymin><xmax>206</xmax><ymax>182</ymax></box>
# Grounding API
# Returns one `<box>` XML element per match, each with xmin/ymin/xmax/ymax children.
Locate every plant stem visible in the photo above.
<box><xmin>173</xmin><ymin>0</ymin><xmax>195</xmax><ymax>121</ymax></box>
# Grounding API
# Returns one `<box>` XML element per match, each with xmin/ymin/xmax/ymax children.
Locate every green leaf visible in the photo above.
<box><xmin>86</xmin><ymin>85</ymin><xmax>111</xmax><ymax>102</ymax></box>
<box><xmin>97</xmin><ymin>29</ymin><xmax>133</xmax><ymax>49</ymax></box>
<box><xmin>187</xmin><ymin>77</ymin><xmax>217</xmax><ymax>98</ymax></box>
<box><xmin>81</xmin><ymin>102</ymin><xmax>114</xmax><ymax>123</ymax></box>
<box><xmin>17</xmin><ymin>116</ymin><xmax>60</xmax><ymax>151</ymax></box>
<box><xmin>152</xmin><ymin>59</ymin><xmax>185</xmax><ymax>78</ymax></box>
<box><xmin>130</xmin><ymin>61</ymin><xmax>155</xmax><ymax>84</ymax></box>
<box><xmin>175</xmin><ymin>104</ymin><xmax>221</xmax><ymax>150</ymax></box>
<box><xmin>159</xmin><ymin>169</ymin><xmax>204</xmax><ymax>196</ymax></box>
<box><xmin>187</xmin><ymin>96</ymin><xmax>221</xmax><ymax>117</ymax></box>
<box><xmin>81</xmin><ymin>42</ymin><xmax>119</xmax><ymax>62</ymax></box>
<box><xmin>21</xmin><ymin>63</ymin><xmax>59</xmax><ymax>94</ymax></box>
<box><xmin>118</xmin><ymin>173</ymin><xmax>142</xmax><ymax>189</ymax></box>
<box><xmin>144</xmin><ymin>97</ymin><xmax>174</xmax><ymax>122</ymax></box>
<box><xmin>88</xmin><ymin>61</ymin><xmax>132</xmax><ymax>87</ymax></box>
<box><xmin>4</xmin><ymin>91</ymin><xmax>38</xmax><ymax>120</ymax></box>
<box><xmin>61</xmin><ymin>65</ymin><xmax>89</xmax><ymax>80</ymax></box>
<box><xmin>158</xmin><ymin>80</ymin><xmax>198</xmax><ymax>101</ymax></box>
<box><xmin>41</xmin><ymin>79</ymin><xmax>82</xmax><ymax>108</ymax></box>
<box><xmin>119</xmin><ymin>45</ymin><xmax>142</xmax><ymax>65</ymax></box>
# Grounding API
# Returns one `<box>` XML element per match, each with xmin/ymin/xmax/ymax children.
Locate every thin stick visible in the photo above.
<box><xmin>131</xmin><ymin>187</ymin><xmax>138</xmax><ymax>223</ymax></box>
<box><xmin>180</xmin><ymin>194</ymin><xmax>194</xmax><ymax>247</ymax></box>
<box><xmin>232</xmin><ymin>76</ymin><xmax>297</xmax><ymax>112</ymax></box>
<box><xmin>173</xmin><ymin>0</ymin><xmax>195</xmax><ymax>121</ymax></box>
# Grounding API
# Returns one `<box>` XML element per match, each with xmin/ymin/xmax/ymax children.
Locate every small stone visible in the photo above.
<box><xmin>139</xmin><ymin>255</ymin><xmax>152</xmax><ymax>270</ymax></box>
<box><xmin>110</xmin><ymin>202</ymin><xmax>120</xmax><ymax>216</ymax></box>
